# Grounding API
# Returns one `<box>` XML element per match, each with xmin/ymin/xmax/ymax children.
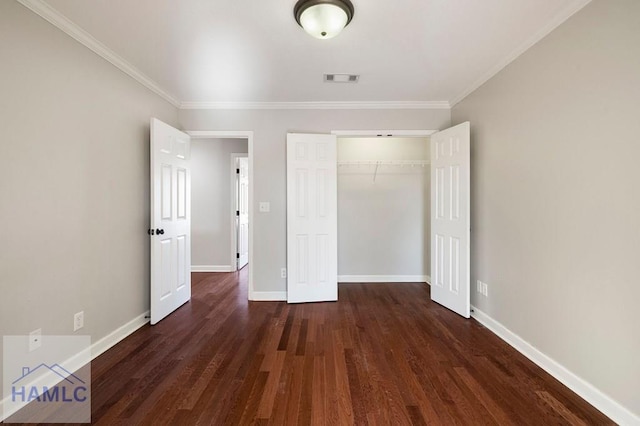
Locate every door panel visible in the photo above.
<box><xmin>430</xmin><ymin>122</ymin><xmax>470</xmax><ymax>318</ymax></box>
<box><xmin>160</xmin><ymin>239</ymin><xmax>172</xmax><ymax>299</ymax></box>
<box><xmin>177</xmin><ymin>168</ymin><xmax>187</xmax><ymax>219</ymax></box>
<box><xmin>177</xmin><ymin>235</ymin><xmax>187</xmax><ymax>290</ymax></box>
<box><xmin>150</xmin><ymin>118</ymin><xmax>191</xmax><ymax>325</ymax></box>
<box><xmin>286</xmin><ymin>133</ymin><xmax>337</xmax><ymax>303</ymax></box>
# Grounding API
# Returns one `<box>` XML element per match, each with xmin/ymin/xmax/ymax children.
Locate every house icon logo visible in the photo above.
<box><xmin>12</xmin><ymin>364</ymin><xmax>88</xmax><ymax>403</ymax></box>
<box><xmin>3</xmin><ymin>334</ymin><xmax>91</xmax><ymax>423</ymax></box>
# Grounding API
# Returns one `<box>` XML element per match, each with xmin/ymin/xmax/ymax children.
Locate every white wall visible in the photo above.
<box><xmin>178</xmin><ymin>109</ymin><xmax>450</xmax><ymax>295</ymax></box>
<box><xmin>0</xmin><ymin>0</ymin><xmax>178</xmax><ymax>383</ymax></box>
<box><xmin>191</xmin><ymin>138</ymin><xmax>248</xmax><ymax>270</ymax></box>
<box><xmin>337</xmin><ymin>137</ymin><xmax>430</xmax><ymax>279</ymax></box>
<box><xmin>452</xmin><ymin>0</ymin><xmax>640</xmax><ymax>419</ymax></box>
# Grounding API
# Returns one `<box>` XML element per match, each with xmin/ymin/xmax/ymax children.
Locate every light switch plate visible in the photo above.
<box><xmin>74</xmin><ymin>311</ymin><xmax>84</xmax><ymax>331</ymax></box>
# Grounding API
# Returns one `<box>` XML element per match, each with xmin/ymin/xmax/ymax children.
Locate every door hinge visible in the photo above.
<box><xmin>236</xmin><ymin>168</ymin><xmax>240</xmax><ymax>174</ymax></box>
<box><xmin>236</xmin><ymin>253</ymin><xmax>240</xmax><ymax>259</ymax></box>
<box><xmin>147</xmin><ymin>228</ymin><xmax>155</xmax><ymax>235</ymax></box>
<box><xmin>236</xmin><ymin>210</ymin><xmax>240</xmax><ymax>216</ymax></box>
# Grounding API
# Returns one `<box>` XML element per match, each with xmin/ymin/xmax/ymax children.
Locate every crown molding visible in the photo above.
<box><xmin>16</xmin><ymin>0</ymin><xmax>181</xmax><ymax>108</ymax></box>
<box><xmin>331</xmin><ymin>130</ymin><xmax>437</xmax><ymax>137</ymax></box>
<box><xmin>24</xmin><ymin>0</ymin><xmax>587</xmax><ymax>112</ymax></box>
<box><xmin>179</xmin><ymin>101</ymin><xmax>451</xmax><ymax>110</ymax></box>
<box><xmin>449</xmin><ymin>0</ymin><xmax>592</xmax><ymax>107</ymax></box>
<box><xmin>15</xmin><ymin>0</ymin><xmax>451</xmax><ymax>112</ymax></box>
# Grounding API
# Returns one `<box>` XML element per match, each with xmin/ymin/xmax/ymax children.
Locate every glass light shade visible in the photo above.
<box><xmin>299</xmin><ymin>4</ymin><xmax>349</xmax><ymax>39</ymax></box>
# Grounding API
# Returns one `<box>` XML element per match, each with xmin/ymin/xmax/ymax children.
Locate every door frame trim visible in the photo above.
<box><xmin>331</xmin><ymin>129</ymin><xmax>438</xmax><ymax>137</ymax></box>
<box><xmin>187</xmin><ymin>130</ymin><xmax>254</xmax><ymax>300</ymax></box>
<box><xmin>331</xmin><ymin>128</ymin><xmax>439</xmax><ymax>284</ymax></box>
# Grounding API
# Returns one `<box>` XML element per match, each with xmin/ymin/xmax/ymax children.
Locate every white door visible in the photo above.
<box><xmin>150</xmin><ymin>118</ymin><xmax>191</xmax><ymax>325</ymax></box>
<box><xmin>237</xmin><ymin>157</ymin><xmax>249</xmax><ymax>269</ymax></box>
<box><xmin>430</xmin><ymin>122</ymin><xmax>470</xmax><ymax>318</ymax></box>
<box><xmin>286</xmin><ymin>133</ymin><xmax>338</xmax><ymax>303</ymax></box>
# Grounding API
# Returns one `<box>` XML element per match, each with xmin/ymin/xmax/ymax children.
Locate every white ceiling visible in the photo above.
<box><xmin>36</xmin><ymin>0</ymin><xmax>590</xmax><ymax>107</ymax></box>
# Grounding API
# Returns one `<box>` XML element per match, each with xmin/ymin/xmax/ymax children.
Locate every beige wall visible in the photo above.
<box><xmin>191</xmin><ymin>138</ymin><xmax>248</xmax><ymax>268</ymax></box>
<box><xmin>0</xmin><ymin>0</ymin><xmax>178</xmax><ymax>383</ymax></box>
<box><xmin>179</xmin><ymin>109</ymin><xmax>450</xmax><ymax>294</ymax></box>
<box><xmin>452</xmin><ymin>0</ymin><xmax>640</xmax><ymax>417</ymax></box>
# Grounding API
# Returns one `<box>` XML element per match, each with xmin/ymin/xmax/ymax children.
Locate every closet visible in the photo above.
<box><xmin>337</xmin><ymin>137</ymin><xmax>430</xmax><ymax>283</ymax></box>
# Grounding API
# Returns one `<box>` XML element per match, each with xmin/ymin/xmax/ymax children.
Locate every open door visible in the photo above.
<box><xmin>286</xmin><ymin>133</ymin><xmax>338</xmax><ymax>303</ymax></box>
<box><xmin>150</xmin><ymin>118</ymin><xmax>191</xmax><ymax>325</ymax></box>
<box><xmin>430</xmin><ymin>122</ymin><xmax>470</xmax><ymax>318</ymax></box>
<box><xmin>237</xmin><ymin>157</ymin><xmax>249</xmax><ymax>269</ymax></box>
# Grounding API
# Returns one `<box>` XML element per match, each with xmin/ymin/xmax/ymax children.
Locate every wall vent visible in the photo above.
<box><xmin>324</xmin><ymin>74</ymin><xmax>359</xmax><ymax>83</ymax></box>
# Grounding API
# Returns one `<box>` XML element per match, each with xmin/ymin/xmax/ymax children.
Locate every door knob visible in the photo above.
<box><xmin>156</xmin><ymin>229</ymin><xmax>165</xmax><ymax>235</ymax></box>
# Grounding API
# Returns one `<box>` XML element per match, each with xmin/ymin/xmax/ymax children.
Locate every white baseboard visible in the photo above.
<box><xmin>339</xmin><ymin>275</ymin><xmax>430</xmax><ymax>283</ymax></box>
<box><xmin>1</xmin><ymin>311</ymin><xmax>149</xmax><ymax>422</ymax></box>
<box><xmin>249</xmin><ymin>291</ymin><xmax>287</xmax><ymax>301</ymax></box>
<box><xmin>91</xmin><ymin>311</ymin><xmax>149</xmax><ymax>359</ymax></box>
<box><xmin>191</xmin><ymin>265</ymin><xmax>233</xmax><ymax>273</ymax></box>
<box><xmin>471</xmin><ymin>306</ymin><xmax>639</xmax><ymax>425</ymax></box>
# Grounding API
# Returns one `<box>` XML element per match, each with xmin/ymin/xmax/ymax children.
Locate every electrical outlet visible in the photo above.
<box><xmin>74</xmin><ymin>311</ymin><xmax>84</xmax><ymax>332</ymax></box>
<box><xmin>281</xmin><ymin>268</ymin><xmax>287</xmax><ymax>278</ymax></box>
<box><xmin>476</xmin><ymin>280</ymin><xmax>489</xmax><ymax>296</ymax></box>
<box><xmin>29</xmin><ymin>328</ymin><xmax>42</xmax><ymax>352</ymax></box>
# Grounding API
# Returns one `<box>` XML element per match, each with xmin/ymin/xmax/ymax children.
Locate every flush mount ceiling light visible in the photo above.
<box><xmin>294</xmin><ymin>0</ymin><xmax>355</xmax><ymax>40</ymax></box>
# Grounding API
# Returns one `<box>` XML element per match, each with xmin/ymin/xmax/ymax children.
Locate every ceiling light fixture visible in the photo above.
<box><xmin>294</xmin><ymin>0</ymin><xmax>355</xmax><ymax>40</ymax></box>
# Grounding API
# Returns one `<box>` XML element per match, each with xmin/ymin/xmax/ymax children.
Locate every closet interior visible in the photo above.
<box><xmin>337</xmin><ymin>136</ymin><xmax>431</xmax><ymax>283</ymax></box>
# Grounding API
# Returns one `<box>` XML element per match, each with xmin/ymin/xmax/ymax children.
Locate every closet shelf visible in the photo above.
<box><xmin>338</xmin><ymin>160</ymin><xmax>430</xmax><ymax>182</ymax></box>
<box><xmin>337</xmin><ymin>160</ymin><xmax>430</xmax><ymax>167</ymax></box>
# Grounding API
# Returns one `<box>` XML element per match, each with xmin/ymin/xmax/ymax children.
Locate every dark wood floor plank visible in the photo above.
<box><xmin>283</xmin><ymin>355</ymin><xmax>305</xmax><ymax>425</ymax></box>
<box><xmin>22</xmin><ymin>271</ymin><xmax>613</xmax><ymax>426</ymax></box>
<box><xmin>331</xmin><ymin>328</ymin><xmax>356</xmax><ymax>425</ymax></box>
<box><xmin>458</xmin><ymin>356</ymin><xmax>535</xmax><ymax>425</ymax></box>
<box><xmin>256</xmin><ymin>350</ymin><xmax>286</xmax><ymax>419</ymax></box>
<box><xmin>310</xmin><ymin>355</ymin><xmax>327</xmax><ymax>426</ymax></box>
<box><xmin>296</xmin><ymin>351</ymin><xmax>315</xmax><ymax>425</ymax></box>
<box><xmin>536</xmin><ymin>390</ymin><xmax>589</xmax><ymax>425</ymax></box>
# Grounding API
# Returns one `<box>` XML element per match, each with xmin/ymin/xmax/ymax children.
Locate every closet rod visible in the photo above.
<box><xmin>337</xmin><ymin>160</ymin><xmax>430</xmax><ymax>166</ymax></box>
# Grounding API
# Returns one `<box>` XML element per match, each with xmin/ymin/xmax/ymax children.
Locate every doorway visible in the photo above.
<box><xmin>285</xmin><ymin>129</ymin><xmax>437</xmax><ymax>304</ymax></box>
<box><xmin>187</xmin><ymin>130</ymin><xmax>255</xmax><ymax>300</ymax></box>
<box><xmin>336</xmin><ymin>135</ymin><xmax>431</xmax><ymax>283</ymax></box>
<box><xmin>285</xmin><ymin>126</ymin><xmax>471</xmax><ymax>317</ymax></box>
<box><xmin>334</xmin><ymin>125</ymin><xmax>471</xmax><ymax>318</ymax></box>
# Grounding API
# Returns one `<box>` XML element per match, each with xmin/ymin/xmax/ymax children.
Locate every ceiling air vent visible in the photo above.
<box><xmin>324</xmin><ymin>73</ymin><xmax>359</xmax><ymax>83</ymax></box>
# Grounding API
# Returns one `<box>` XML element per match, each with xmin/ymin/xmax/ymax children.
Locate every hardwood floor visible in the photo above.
<box><xmin>86</xmin><ymin>270</ymin><xmax>611</xmax><ymax>424</ymax></box>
